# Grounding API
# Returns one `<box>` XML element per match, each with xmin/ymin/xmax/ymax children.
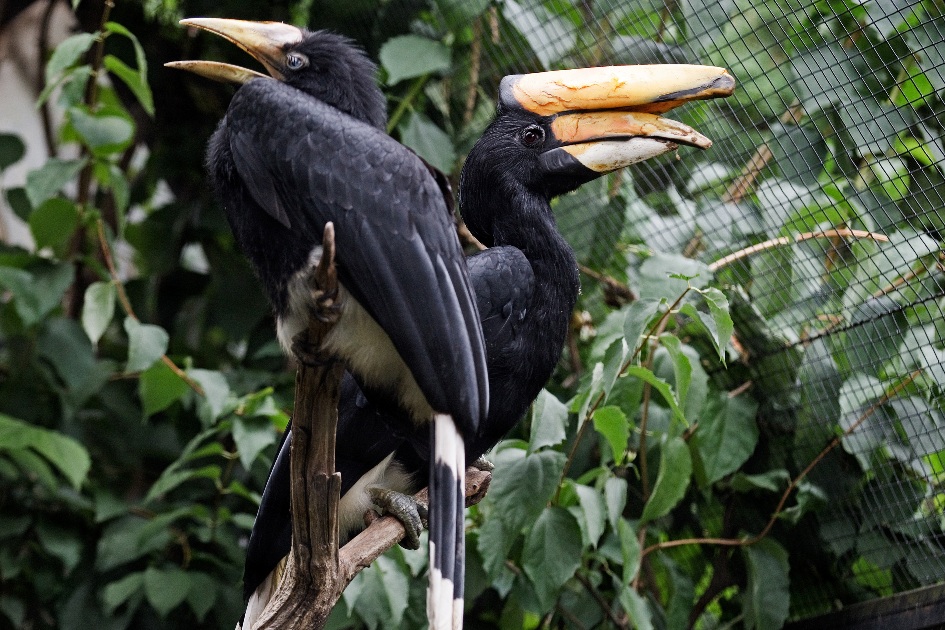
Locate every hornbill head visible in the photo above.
<box><xmin>460</xmin><ymin>65</ymin><xmax>735</xmax><ymax>246</ymax></box>
<box><xmin>167</xmin><ymin>18</ymin><xmax>387</xmax><ymax>130</ymax></box>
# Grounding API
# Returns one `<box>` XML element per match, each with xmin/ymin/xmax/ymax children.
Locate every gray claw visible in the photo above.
<box><xmin>471</xmin><ymin>455</ymin><xmax>494</xmax><ymax>472</ymax></box>
<box><xmin>290</xmin><ymin>332</ymin><xmax>333</xmax><ymax>367</ymax></box>
<box><xmin>368</xmin><ymin>487</ymin><xmax>427</xmax><ymax>550</ymax></box>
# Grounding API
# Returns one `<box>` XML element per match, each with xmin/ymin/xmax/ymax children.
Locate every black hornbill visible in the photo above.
<box><xmin>170</xmin><ymin>18</ymin><xmax>487</xmax><ymax>629</ymax></box>
<box><xmin>170</xmin><ymin>19</ymin><xmax>734</xmax><ymax>629</ymax></box>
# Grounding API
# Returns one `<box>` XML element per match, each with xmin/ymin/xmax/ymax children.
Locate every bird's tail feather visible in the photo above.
<box><xmin>239</xmin><ymin>556</ymin><xmax>286</xmax><ymax>630</ymax></box>
<box><xmin>428</xmin><ymin>413</ymin><xmax>465</xmax><ymax>630</ymax></box>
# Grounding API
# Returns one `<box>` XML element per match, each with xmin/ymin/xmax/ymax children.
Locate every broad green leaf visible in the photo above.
<box><xmin>34</xmin><ymin>522</ymin><xmax>82</xmax><ymax>572</ymax></box>
<box><xmin>694</xmin><ymin>287</ymin><xmax>733</xmax><ymax>363</ymax></box>
<box><xmin>618</xmin><ymin>519</ymin><xmax>641</xmax><ymax>586</ymax></box>
<box><xmin>522</xmin><ymin>507</ymin><xmax>582</xmax><ymax>610</ymax></box>
<box><xmin>45</xmin><ymin>32</ymin><xmax>96</xmax><ymax>82</ymax></box>
<box><xmin>601</xmin><ymin>338</ymin><xmax>629</xmax><ymax>402</ymax></box>
<box><xmin>618</xmin><ymin>587</ymin><xmax>653</xmax><ymax>630</ymax></box>
<box><xmin>25</xmin><ymin>158</ymin><xmax>86</xmax><ymax>209</ymax></box>
<box><xmin>768</xmin><ymin>122</ymin><xmax>827</xmax><ymax>186</ymax></box>
<box><xmin>729</xmin><ymin>469</ymin><xmax>790</xmax><ymax>493</ymax></box>
<box><xmin>186</xmin><ymin>572</ymin><xmax>218</xmax><ymax>621</ymax></box>
<box><xmin>104</xmin><ymin>22</ymin><xmax>148</xmax><ymax>80</ymax></box>
<box><xmin>0</xmin><ymin>413</ymin><xmax>90</xmax><ymax>490</ymax></box>
<box><xmin>911</xmin><ymin>20</ymin><xmax>945</xmax><ymax>91</ymax></box>
<box><xmin>143</xmin><ymin>566</ymin><xmax>190</xmax><ymax>618</ymax></box>
<box><xmin>657</xmin><ymin>336</ymin><xmax>692</xmax><ymax>414</ymax></box>
<box><xmin>624</xmin><ymin>365</ymin><xmax>686</xmax><ymax>426</ymax></box>
<box><xmin>0</xmin><ymin>133</ymin><xmax>25</xmax><ymax>171</ymax></box>
<box><xmin>691</xmin><ymin>393</ymin><xmax>759</xmax><ymax>488</ymax></box>
<box><xmin>570</xmin><ymin>483</ymin><xmax>605</xmax><ymax>547</ymax></box>
<box><xmin>638</xmin><ymin>253</ymin><xmax>709</xmax><ymax>301</ymax></box>
<box><xmin>124</xmin><ymin>318</ymin><xmax>169</xmax><ymax>372</ymax></box>
<box><xmin>623</xmin><ymin>298</ymin><xmax>663</xmax><ymax>356</ymax></box>
<box><xmin>96</xmin><ymin>517</ymin><xmax>171</xmax><ymax>572</ymax></box>
<box><xmin>350</xmin><ymin>555</ymin><xmax>410</xmax><ymax>629</ymax></box>
<box><xmin>434</xmin><ymin>0</ymin><xmax>490</xmax><ymax>28</ymax></box>
<box><xmin>476</xmin><ymin>513</ymin><xmax>515</xmax><ymax>578</ymax></box>
<box><xmin>779</xmin><ymin>480</ymin><xmax>827</xmax><ymax>524</ymax></box>
<box><xmin>29</xmin><ymin>198</ymin><xmax>78</xmax><ymax>254</ymax></box>
<box><xmin>488</xmin><ymin>449</ymin><xmax>566</xmax><ymax>533</ymax></box>
<box><xmin>81</xmin><ymin>281</ymin><xmax>116</xmax><ymax>344</ymax></box>
<box><xmin>139</xmin><ymin>361</ymin><xmax>189</xmax><ymax>417</ymax></box>
<box><xmin>379</xmin><ymin>35</ymin><xmax>450</xmax><ymax>85</ymax></box>
<box><xmin>103</xmin><ymin>54</ymin><xmax>154</xmax><ymax>116</ymax></box>
<box><xmin>640</xmin><ymin>437</ymin><xmax>691</xmax><ymax>524</ymax></box>
<box><xmin>69</xmin><ymin>108</ymin><xmax>134</xmax><ymax>155</ymax></box>
<box><xmin>604</xmin><ymin>476</ymin><xmax>627</xmax><ymax>530</ymax></box>
<box><xmin>592</xmin><ymin>406</ymin><xmax>630</xmax><ymax>465</ymax></box>
<box><xmin>503</xmin><ymin>0</ymin><xmax>575</xmax><ymax>69</ymax></box>
<box><xmin>6</xmin><ymin>187</ymin><xmax>31</xmax><ymax>220</ymax></box>
<box><xmin>0</xmin><ymin>264</ymin><xmax>73</xmax><ymax>326</ymax></box>
<box><xmin>188</xmin><ymin>369</ymin><xmax>231</xmax><ymax>425</ymax></box>
<box><xmin>742</xmin><ymin>539</ymin><xmax>790</xmax><ymax>630</ymax></box>
<box><xmin>232</xmin><ymin>417</ymin><xmax>276</xmax><ymax>470</ymax></box>
<box><xmin>398</xmin><ymin>112</ymin><xmax>455</xmax><ymax>173</ymax></box>
<box><xmin>103</xmin><ymin>572</ymin><xmax>143</xmax><ymax>614</ymax></box>
<box><xmin>529</xmin><ymin>389</ymin><xmax>568</xmax><ymax>453</ymax></box>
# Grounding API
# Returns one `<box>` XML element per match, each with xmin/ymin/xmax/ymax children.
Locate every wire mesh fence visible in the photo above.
<box><xmin>447</xmin><ymin>0</ymin><xmax>945</xmax><ymax>621</ymax></box>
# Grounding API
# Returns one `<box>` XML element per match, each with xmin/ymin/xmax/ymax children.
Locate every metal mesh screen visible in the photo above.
<box><xmin>449</xmin><ymin>0</ymin><xmax>945</xmax><ymax>621</ymax></box>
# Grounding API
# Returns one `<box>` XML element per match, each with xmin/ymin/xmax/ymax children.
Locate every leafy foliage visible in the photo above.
<box><xmin>1</xmin><ymin>0</ymin><xmax>943</xmax><ymax>628</ymax></box>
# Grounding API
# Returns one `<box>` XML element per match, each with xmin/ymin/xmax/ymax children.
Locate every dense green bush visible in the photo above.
<box><xmin>0</xmin><ymin>0</ymin><xmax>942</xmax><ymax>628</ymax></box>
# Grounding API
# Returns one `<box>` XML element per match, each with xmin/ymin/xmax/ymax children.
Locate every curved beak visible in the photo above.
<box><xmin>165</xmin><ymin>18</ymin><xmax>304</xmax><ymax>84</ymax></box>
<box><xmin>509</xmin><ymin>65</ymin><xmax>735</xmax><ymax>175</ymax></box>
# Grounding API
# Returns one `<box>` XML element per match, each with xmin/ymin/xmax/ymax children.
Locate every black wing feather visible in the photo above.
<box><xmin>226</xmin><ymin>79</ymin><xmax>487</xmax><ymax>432</ymax></box>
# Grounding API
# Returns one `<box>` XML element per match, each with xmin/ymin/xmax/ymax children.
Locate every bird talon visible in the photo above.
<box><xmin>307</xmin><ymin>291</ymin><xmax>342</xmax><ymax>324</ymax></box>
<box><xmin>368</xmin><ymin>487</ymin><xmax>426</xmax><ymax>550</ymax></box>
<box><xmin>471</xmin><ymin>455</ymin><xmax>494</xmax><ymax>472</ymax></box>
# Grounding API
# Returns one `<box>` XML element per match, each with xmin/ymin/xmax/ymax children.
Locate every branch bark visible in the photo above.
<box><xmin>249</xmin><ymin>222</ymin><xmax>492</xmax><ymax>629</ymax></box>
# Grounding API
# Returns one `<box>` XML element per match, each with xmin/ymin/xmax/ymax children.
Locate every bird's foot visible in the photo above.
<box><xmin>471</xmin><ymin>455</ymin><xmax>494</xmax><ymax>472</ymax></box>
<box><xmin>290</xmin><ymin>332</ymin><xmax>335</xmax><ymax>367</ymax></box>
<box><xmin>307</xmin><ymin>287</ymin><xmax>343</xmax><ymax>324</ymax></box>
<box><xmin>368</xmin><ymin>487</ymin><xmax>428</xmax><ymax>550</ymax></box>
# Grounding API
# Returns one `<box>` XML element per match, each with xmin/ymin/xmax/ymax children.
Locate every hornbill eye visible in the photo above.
<box><xmin>519</xmin><ymin>125</ymin><xmax>545</xmax><ymax>148</ymax></box>
<box><xmin>285</xmin><ymin>52</ymin><xmax>308</xmax><ymax>70</ymax></box>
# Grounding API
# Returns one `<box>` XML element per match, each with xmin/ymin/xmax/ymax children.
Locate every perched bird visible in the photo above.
<box><xmin>170</xmin><ymin>19</ymin><xmax>735</xmax><ymax>629</ymax></box>
<box><xmin>170</xmin><ymin>18</ymin><xmax>489</xmax><ymax>629</ymax></box>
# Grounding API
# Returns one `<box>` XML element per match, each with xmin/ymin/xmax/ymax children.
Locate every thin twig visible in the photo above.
<box><xmin>708</xmin><ymin>228</ymin><xmax>889</xmax><ymax>272</ymax></box>
<box><xmin>576</xmin><ymin>572</ymin><xmax>627</xmax><ymax>629</ymax></box>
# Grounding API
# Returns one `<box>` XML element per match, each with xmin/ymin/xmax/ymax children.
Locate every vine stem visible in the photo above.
<box><xmin>386</xmin><ymin>74</ymin><xmax>429</xmax><ymax>133</ymax></box>
<box><xmin>708</xmin><ymin>228</ymin><xmax>889</xmax><ymax>271</ymax></box>
<box><xmin>640</xmin><ymin>369</ymin><xmax>922</xmax><ymax>559</ymax></box>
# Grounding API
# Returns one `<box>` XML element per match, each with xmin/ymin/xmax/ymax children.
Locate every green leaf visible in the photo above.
<box><xmin>691</xmin><ymin>393</ymin><xmax>759</xmax><ymax>488</ymax></box>
<box><xmin>232</xmin><ymin>416</ymin><xmax>276</xmax><ymax>470</ymax></box>
<box><xmin>398</xmin><ymin>112</ymin><xmax>455</xmax><ymax>173</ymax></box>
<box><xmin>570</xmin><ymin>483</ymin><xmax>605</xmax><ymax>547</ymax></box>
<box><xmin>29</xmin><ymin>198</ymin><xmax>78</xmax><ymax>254</ymax></box>
<box><xmin>124</xmin><ymin>318</ymin><xmax>169</xmax><ymax>372</ymax></box>
<box><xmin>657</xmin><ymin>336</ymin><xmax>692</xmax><ymax>414</ymax></box>
<box><xmin>102</xmin><ymin>572</ymin><xmax>144</xmax><ymax>614</ymax></box>
<box><xmin>96</xmin><ymin>517</ymin><xmax>171</xmax><ymax>572</ymax></box>
<box><xmin>188</xmin><ymin>369</ymin><xmax>231</xmax><ymax>425</ymax></box>
<box><xmin>529</xmin><ymin>389</ymin><xmax>568</xmax><ymax>453</ymax></box>
<box><xmin>729</xmin><ymin>469</ymin><xmax>789</xmax><ymax>494</ymax></box>
<box><xmin>6</xmin><ymin>187</ymin><xmax>31</xmax><ymax>220</ymax></box>
<box><xmin>489</xmin><ymin>448</ymin><xmax>566</xmax><ymax>533</ymax></box>
<box><xmin>693</xmin><ymin>287</ymin><xmax>733</xmax><ymax>363</ymax></box>
<box><xmin>604</xmin><ymin>477</ymin><xmax>627</xmax><ymax>530</ymax></box>
<box><xmin>624</xmin><ymin>365</ymin><xmax>686</xmax><ymax>426</ymax></box>
<box><xmin>618</xmin><ymin>519</ymin><xmax>641</xmax><ymax>586</ymax></box>
<box><xmin>139</xmin><ymin>361</ymin><xmax>189</xmax><ymax>417</ymax></box>
<box><xmin>623</xmin><ymin>298</ymin><xmax>663</xmax><ymax>355</ymax></box>
<box><xmin>103</xmin><ymin>54</ymin><xmax>154</xmax><ymax>116</ymax></box>
<box><xmin>185</xmin><ymin>573</ymin><xmax>218</xmax><ymax>621</ymax></box>
<box><xmin>25</xmin><ymin>158</ymin><xmax>86</xmax><ymax>209</ymax></box>
<box><xmin>81</xmin><ymin>281</ymin><xmax>116</xmax><ymax>344</ymax></box>
<box><xmin>34</xmin><ymin>521</ymin><xmax>82</xmax><ymax>573</ymax></box>
<box><xmin>379</xmin><ymin>35</ymin><xmax>450</xmax><ymax>84</ymax></box>
<box><xmin>742</xmin><ymin>539</ymin><xmax>790</xmax><ymax>630</ymax></box>
<box><xmin>0</xmin><ymin>264</ymin><xmax>73</xmax><ymax>326</ymax></box>
<box><xmin>69</xmin><ymin>108</ymin><xmax>134</xmax><ymax>155</ymax></box>
<box><xmin>522</xmin><ymin>507</ymin><xmax>582</xmax><ymax>610</ymax></box>
<box><xmin>601</xmin><ymin>338</ymin><xmax>629</xmax><ymax>403</ymax></box>
<box><xmin>593</xmin><ymin>406</ymin><xmax>630</xmax><ymax>465</ymax></box>
<box><xmin>640</xmin><ymin>437</ymin><xmax>691</xmax><ymax>524</ymax></box>
<box><xmin>845</xmin><ymin>296</ymin><xmax>906</xmax><ymax>376</ymax></box>
<box><xmin>638</xmin><ymin>253</ymin><xmax>709</xmax><ymax>301</ymax></box>
<box><xmin>618</xmin><ymin>587</ymin><xmax>653</xmax><ymax>630</ymax></box>
<box><xmin>45</xmin><ymin>32</ymin><xmax>96</xmax><ymax>82</ymax></box>
<box><xmin>0</xmin><ymin>133</ymin><xmax>25</xmax><ymax>171</ymax></box>
<box><xmin>0</xmin><ymin>413</ymin><xmax>91</xmax><ymax>489</ymax></box>
<box><xmin>143</xmin><ymin>566</ymin><xmax>190</xmax><ymax>618</ymax></box>
<box><xmin>434</xmin><ymin>0</ymin><xmax>490</xmax><ymax>28</ymax></box>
